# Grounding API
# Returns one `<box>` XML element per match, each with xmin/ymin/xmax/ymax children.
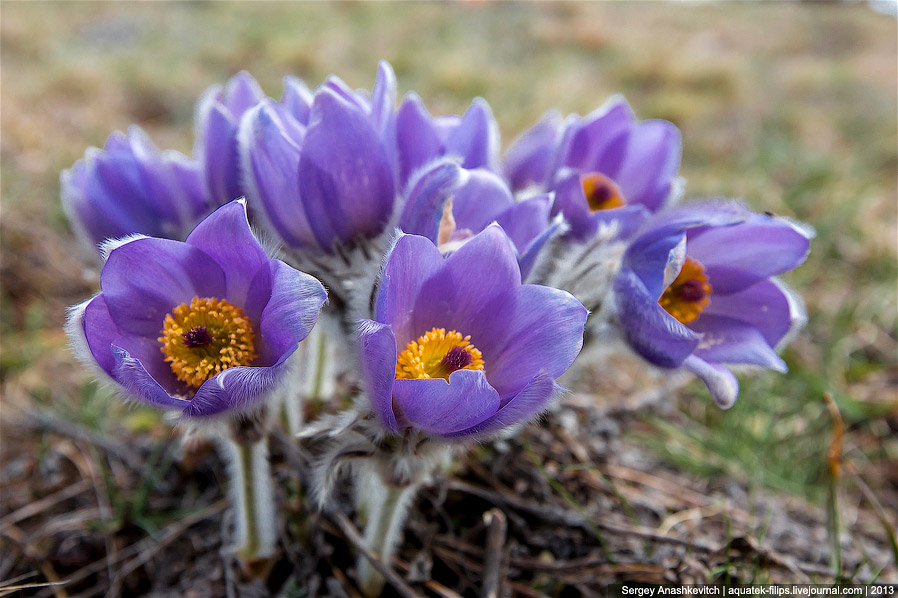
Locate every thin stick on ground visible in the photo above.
<box><xmin>328</xmin><ymin>510</ymin><xmax>419</xmax><ymax>598</ymax></box>
<box><xmin>480</xmin><ymin>508</ymin><xmax>507</xmax><ymax>598</ymax></box>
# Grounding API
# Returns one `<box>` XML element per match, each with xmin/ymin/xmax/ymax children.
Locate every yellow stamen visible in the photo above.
<box><xmin>658</xmin><ymin>257</ymin><xmax>712</xmax><ymax>325</ymax></box>
<box><xmin>396</xmin><ymin>327</ymin><xmax>484</xmax><ymax>381</ymax></box>
<box><xmin>583</xmin><ymin>172</ymin><xmax>626</xmax><ymax>211</ymax></box>
<box><xmin>158</xmin><ymin>296</ymin><xmax>257</xmax><ymax>389</ymax></box>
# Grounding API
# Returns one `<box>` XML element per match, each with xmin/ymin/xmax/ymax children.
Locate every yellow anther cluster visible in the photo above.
<box><xmin>158</xmin><ymin>296</ymin><xmax>257</xmax><ymax>389</ymax></box>
<box><xmin>583</xmin><ymin>172</ymin><xmax>626</xmax><ymax>212</ymax></box>
<box><xmin>396</xmin><ymin>327</ymin><xmax>484</xmax><ymax>381</ymax></box>
<box><xmin>658</xmin><ymin>257</ymin><xmax>712</xmax><ymax>325</ymax></box>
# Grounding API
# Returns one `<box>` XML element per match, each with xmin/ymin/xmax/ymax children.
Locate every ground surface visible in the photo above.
<box><xmin>1</xmin><ymin>2</ymin><xmax>896</xmax><ymax>596</ymax></box>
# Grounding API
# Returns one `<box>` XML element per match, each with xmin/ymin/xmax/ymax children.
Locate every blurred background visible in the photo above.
<box><xmin>1</xmin><ymin>2</ymin><xmax>896</xmax><ymax>594</ymax></box>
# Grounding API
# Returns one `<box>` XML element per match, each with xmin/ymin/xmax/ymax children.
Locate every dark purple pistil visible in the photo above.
<box><xmin>182</xmin><ymin>326</ymin><xmax>214</xmax><ymax>348</ymax></box>
<box><xmin>677</xmin><ymin>279</ymin><xmax>707</xmax><ymax>303</ymax></box>
<box><xmin>589</xmin><ymin>184</ymin><xmax>612</xmax><ymax>204</ymax></box>
<box><xmin>440</xmin><ymin>346</ymin><xmax>473</xmax><ymax>372</ymax></box>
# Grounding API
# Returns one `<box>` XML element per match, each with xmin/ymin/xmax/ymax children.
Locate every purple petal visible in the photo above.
<box><xmin>375</xmin><ymin>233</ymin><xmax>446</xmax><ymax>347</ymax></box>
<box><xmin>558</xmin><ymin>99</ymin><xmax>635</xmax><ymax>176</ymax></box>
<box><xmin>587</xmin><ymin>205</ymin><xmax>651</xmax><ymax>241</ymax></box>
<box><xmin>125</xmin><ymin>128</ymin><xmax>183</xmax><ymax>226</ymax></box>
<box><xmin>357</xmin><ymin>319</ymin><xmax>400</xmax><ymax>434</ymax></box>
<box><xmin>504</xmin><ymin>110</ymin><xmax>561</xmax><ymax>192</ymax></box>
<box><xmin>181</xmin><ymin>360</ymin><xmax>290</xmax><ymax>417</ymax></box>
<box><xmin>550</xmin><ymin>170</ymin><xmax>595</xmax><ymax>240</ymax></box>
<box><xmin>281</xmin><ymin>76</ymin><xmax>313</xmax><ymax>125</ymax></box>
<box><xmin>689</xmin><ymin>315</ymin><xmax>787</xmax><ymax>372</ymax></box>
<box><xmin>63</xmin><ymin>160</ymin><xmax>138</xmax><ymax>245</ymax></box>
<box><xmin>494</xmin><ymin>195</ymin><xmax>551</xmax><ymax>253</ymax></box>
<box><xmin>186</xmin><ymin>200</ymin><xmax>268</xmax><ymax>305</ymax></box>
<box><xmin>398</xmin><ymin>160</ymin><xmax>463</xmax><ymax>242</ymax></box>
<box><xmin>445</xmin><ymin>98</ymin><xmax>499</xmax><ymax>171</ymax></box>
<box><xmin>77</xmin><ymin>294</ymin><xmax>183</xmax><ymax>402</ymax></box>
<box><xmin>703</xmin><ymin>278</ymin><xmax>793</xmax><ymax>347</ymax></box>
<box><xmin>613</xmin><ymin>267</ymin><xmax>701</xmax><ymax>368</ymax></box>
<box><xmin>370</xmin><ymin>60</ymin><xmax>397</xmax><ymax>137</ymax></box>
<box><xmin>622</xmin><ymin>228</ymin><xmax>686</xmax><ymax>298</ymax></box>
<box><xmin>445</xmin><ymin>374</ymin><xmax>557</xmax><ymax>440</ymax></box>
<box><xmin>408</xmin><ymin>225</ymin><xmax>521</xmax><ymax>352</ymax></box>
<box><xmin>103</xmin><ymin>131</ymin><xmax>131</xmax><ymax>153</ymax></box>
<box><xmin>637</xmin><ymin>199</ymin><xmax>750</xmax><ymax>239</ymax></box>
<box><xmin>451</xmin><ymin>169</ymin><xmax>514</xmax><ymax>233</ymax></box>
<box><xmin>87</xmin><ymin>152</ymin><xmax>161</xmax><ymax>234</ymax></box>
<box><xmin>392</xmin><ymin>370</ymin><xmax>500</xmax><ymax>437</ymax></box>
<box><xmin>258</xmin><ymin>259</ymin><xmax>327</xmax><ymax>362</ymax></box>
<box><xmin>80</xmin><ymin>295</ymin><xmax>124</xmax><ymax>376</ymax></box>
<box><xmin>397</xmin><ymin>93</ymin><xmax>442</xmax><ymax>185</ymax></box>
<box><xmin>199</xmin><ymin>104</ymin><xmax>241</xmax><ymax>206</ymax></box>
<box><xmin>101</xmin><ymin>237</ymin><xmax>226</xmax><ymax>336</ymax></box>
<box><xmin>485</xmin><ymin>284</ymin><xmax>587</xmax><ymax>396</ymax></box>
<box><xmin>613</xmin><ymin>120</ymin><xmax>681</xmax><ymax>211</ymax></box>
<box><xmin>688</xmin><ymin>215</ymin><xmax>812</xmax><ymax>293</ymax></box>
<box><xmin>167</xmin><ymin>158</ymin><xmax>210</xmax><ymax>223</ymax></box>
<box><xmin>518</xmin><ymin>216</ymin><xmax>563</xmax><ymax>281</ymax></box>
<box><xmin>298</xmin><ymin>89</ymin><xmax>395</xmax><ymax>249</ymax></box>
<box><xmin>371</xmin><ymin>61</ymin><xmax>399</xmax><ymax>182</ymax></box>
<box><xmin>239</xmin><ymin>100</ymin><xmax>319</xmax><ymax>249</ymax></box>
<box><xmin>222</xmin><ymin>71</ymin><xmax>265</xmax><ymax>116</ymax></box>
<box><xmin>110</xmin><ymin>345</ymin><xmax>191</xmax><ymax>409</ymax></box>
<box><xmin>322</xmin><ymin>75</ymin><xmax>368</xmax><ymax>112</ymax></box>
<box><xmin>683</xmin><ymin>355</ymin><xmax>740</xmax><ymax>409</ymax></box>
<box><xmin>624</xmin><ymin>200</ymin><xmax>751</xmax><ymax>296</ymax></box>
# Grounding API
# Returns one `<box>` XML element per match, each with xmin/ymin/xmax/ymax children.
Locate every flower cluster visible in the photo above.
<box><xmin>63</xmin><ymin>62</ymin><xmax>811</xmax><ymax>588</ymax></box>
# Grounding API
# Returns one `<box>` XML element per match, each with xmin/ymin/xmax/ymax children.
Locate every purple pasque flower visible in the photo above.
<box><xmin>505</xmin><ymin>97</ymin><xmax>681</xmax><ymax>242</ymax></box>
<box><xmin>357</xmin><ymin>225</ymin><xmax>587</xmax><ymax>440</ymax></box>
<box><xmin>61</xmin><ymin>127</ymin><xmax>209</xmax><ymax>251</ymax></box>
<box><xmin>195</xmin><ymin>71</ymin><xmax>266</xmax><ymax>207</ymax></box>
<box><xmin>612</xmin><ymin>201</ymin><xmax>812</xmax><ymax>408</ymax></box>
<box><xmin>396</xmin><ymin>92</ymin><xmax>500</xmax><ymax>187</ymax></box>
<box><xmin>66</xmin><ymin>199</ymin><xmax>327</xmax><ymax>418</ymax></box>
<box><xmin>398</xmin><ymin>163</ymin><xmax>554</xmax><ymax>279</ymax></box>
<box><xmin>239</xmin><ymin>62</ymin><xmax>398</xmax><ymax>253</ymax></box>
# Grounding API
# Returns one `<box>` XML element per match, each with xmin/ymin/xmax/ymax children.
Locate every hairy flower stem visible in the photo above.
<box><xmin>220</xmin><ymin>413</ymin><xmax>277</xmax><ymax>573</ymax></box>
<box><xmin>280</xmin><ymin>314</ymin><xmax>340</xmax><ymax>437</ymax></box>
<box><xmin>356</xmin><ymin>468</ymin><xmax>421</xmax><ymax>597</ymax></box>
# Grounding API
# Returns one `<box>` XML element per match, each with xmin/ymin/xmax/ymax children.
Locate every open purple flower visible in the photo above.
<box><xmin>505</xmin><ymin>97</ymin><xmax>681</xmax><ymax>241</ymax></box>
<box><xmin>61</xmin><ymin>127</ymin><xmax>209</xmax><ymax>251</ymax></box>
<box><xmin>357</xmin><ymin>225</ymin><xmax>587</xmax><ymax>440</ymax></box>
<box><xmin>612</xmin><ymin>201</ymin><xmax>812</xmax><ymax>407</ymax></box>
<box><xmin>66</xmin><ymin>200</ymin><xmax>327</xmax><ymax>418</ymax></box>
<box><xmin>396</xmin><ymin>92</ymin><xmax>500</xmax><ymax>187</ymax></box>
<box><xmin>239</xmin><ymin>62</ymin><xmax>398</xmax><ymax>253</ymax></box>
<box><xmin>195</xmin><ymin>71</ymin><xmax>266</xmax><ymax>207</ymax></box>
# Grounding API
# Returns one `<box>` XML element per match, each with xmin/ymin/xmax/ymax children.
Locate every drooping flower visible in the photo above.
<box><xmin>195</xmin><ymin>71</ymin><xmax>266</xmax><ymax>207</ymax></box>
<box><xmin>239</xmin><ymin>62</ymin><xmax>398</xmax><ymax>254</ymax></box>
<box><xmin>612</xmin><ymin>201</ymin><xmax>812</xmax><ymax>407</ymax></box>
<box><xmin>396</xmin><ymin>92</ymin><xmax>500</xmax><ymax>187</ymax></box>
<box><xmin>357</xmin><ymin>225</ymin><xmax>587</xmax><ymax>440</ymax></box>
<box><xmin>505</xmin><ymin>97</ymin><xmax>682</xmax><ymax>241</ymax></box>
<box><xmin>66</xmin><ymin>199</ymin><xmax>327</xmax><ymax>418</ymax></box>
<box><xmin>61</xmin><ymin>127</ymin><xmax>210</xmax><ymax>251</ymax></box>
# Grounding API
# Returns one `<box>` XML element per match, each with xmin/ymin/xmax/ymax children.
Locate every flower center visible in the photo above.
<box><xmin>658</xmin><ymin>257</ymin><xmax>712</xmax><ymax>325</ymax></box>
<box><xmin>582</xmin><ymin>172</ymin><xmax>626</xmax><ymax>211</ymax></box>
<box><xmin>396</xmin><ymin>327</ymin><xmax>485</xmax><ymax>381</ymax></box>
<box><xmin>158</xmin><ymin>296</ymin><xmax>257</xmax><ymax>389</ymax></box>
